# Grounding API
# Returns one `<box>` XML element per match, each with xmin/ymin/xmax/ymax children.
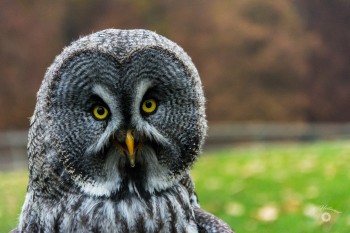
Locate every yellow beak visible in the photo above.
<box><xmin>125</xmin><ymin>130</ymin><xmax>135</xmax><ymax>167</ymax></box>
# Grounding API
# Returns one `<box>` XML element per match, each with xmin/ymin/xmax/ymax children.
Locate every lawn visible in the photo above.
<box><xmin>192</xmin><ymin>140</ymin><xmax>350</xmax><ymax>232</ymax></box>
<box><xmin>1</xmin><ymin>140</ymin><xmax>349</xmax><ymax>232</ymax></box>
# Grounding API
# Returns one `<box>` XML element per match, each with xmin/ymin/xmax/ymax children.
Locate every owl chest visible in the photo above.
<box><xmin>21</xmin><ymin>191</ymin><xmax>198</xmax><ymax>233</ymax></box>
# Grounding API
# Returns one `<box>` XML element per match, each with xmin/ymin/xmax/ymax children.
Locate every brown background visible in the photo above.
<box><xmin>2</xmin><ymin>0</ymin><xmax>350</xmax><ymax>129</ymax></box>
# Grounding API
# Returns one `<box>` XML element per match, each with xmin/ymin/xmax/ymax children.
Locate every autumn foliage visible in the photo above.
<box><xmin>1</xmin><ymin>0</ymin><xmax>349</xmax><ymax>129</ymax></box>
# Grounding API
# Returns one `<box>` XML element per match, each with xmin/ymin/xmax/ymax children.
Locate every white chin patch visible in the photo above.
<box><xmin>139</xmin><ymin>146</ymin><xmax>178</xmax><ymax>193</ymax></box>
<box><xmin>79</xmin><ymin>180</ymin><xmax>120</xmax><ymax>197</ymax></box>
<box><xmin>79</xmin><ymin>149</ymin><xmax>123</xmax><ymax>197</ymax></box>
<box><xmin>79</xmin><ymin>144</ymin><xmax>178</xmax><ymax>196</ymax></box>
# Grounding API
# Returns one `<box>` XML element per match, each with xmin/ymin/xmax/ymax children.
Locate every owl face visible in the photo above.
<box><xmin>46</xmin><ymin>44</ymin><xmax>205</xmax><ymax>196</ymax></box>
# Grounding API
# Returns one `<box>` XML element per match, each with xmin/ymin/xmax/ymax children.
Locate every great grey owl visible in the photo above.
<box><xmin>13</xmin><ymin>29</ymin><xmax>234</xmax><ymax>233</ymax></box>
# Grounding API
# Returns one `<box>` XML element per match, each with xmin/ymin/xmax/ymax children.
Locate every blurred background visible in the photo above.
<box><xmin>2</xmin><ymin>0</ymin><xmax>350</xmax><ymax>128</ymax></box>
<box><xmin>1</xmin><ymin>0</ymin><xmax>350</xmax><ymax>232</ymax></box>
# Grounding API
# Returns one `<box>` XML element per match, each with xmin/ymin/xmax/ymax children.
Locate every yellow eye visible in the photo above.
<box><xmin>141</xmin><ymin>99</ymin><xmax>157</xmax><ymax>114</ymax></box>
<box><xmin>92</xmin><ymin>105</ymin><xmax>109</xmax><ymax>120</ymax></box>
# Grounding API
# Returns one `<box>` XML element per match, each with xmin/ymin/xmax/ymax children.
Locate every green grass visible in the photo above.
<box><xmin>1</xmin><ymin>140</ymin><xmax>350</xmax><ymax>232</ymax></box>
<box><xmin>0</xmin><ymin>170</ymin><xmax>28</xmax><ymax>232</ymax></box>
<box><xmin>192</xmin><ymin>140</ymin><xmax>350</xmax><ymax>232</ymax></box>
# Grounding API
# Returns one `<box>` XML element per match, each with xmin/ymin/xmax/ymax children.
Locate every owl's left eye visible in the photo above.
<box><xmin>92</xmin><ymin>105</ymin><xmax>109</xmax><ymax>120</ymax></box>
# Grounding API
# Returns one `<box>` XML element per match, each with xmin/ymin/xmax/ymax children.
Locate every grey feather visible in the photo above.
<box><xmin>14</xmin><ymin>29</ymin><xmax>234</xmax><ymax>233</ymax></box>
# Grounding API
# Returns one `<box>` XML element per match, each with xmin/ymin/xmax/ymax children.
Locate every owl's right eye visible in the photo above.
<box><xmin>92</xmin><ymin>105</ymin><xmax>109</xmax><ymax>120</ymax></box>
<box><xmin>141</xmin><ymin>99</ymin><xmax>157</xmax><ymax>114</ymax></box>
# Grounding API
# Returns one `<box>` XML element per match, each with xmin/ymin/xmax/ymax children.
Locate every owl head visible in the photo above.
<box><xmin>28</xmin><ymin>29</ymin><xmax>207</xmax><ymax>197</ymax></box>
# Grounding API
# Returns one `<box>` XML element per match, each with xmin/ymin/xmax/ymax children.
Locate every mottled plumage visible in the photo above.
<box><xmin>13</xmin><ymin>29</ymin><xmax>234</xmax><ymax>233</ymax></box>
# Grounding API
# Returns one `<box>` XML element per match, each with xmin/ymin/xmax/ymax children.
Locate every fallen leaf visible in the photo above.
<box><xmin>256</xmin><ymin>204</ymin><xmax>279</xmax><ymax>222</ymax></box>
<box><xmin>225</xmin><ymin>202</ymin><xmax>245</xmax><ymax>216</ymax></box>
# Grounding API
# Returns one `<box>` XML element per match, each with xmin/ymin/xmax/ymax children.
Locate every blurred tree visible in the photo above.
<box><xmin>0</xmin><ymin>0</ymin><xmax>349</xmax><ymax>129</ymax></box>
<box><xmin>294</xmin><ymin>0</ymin><xmax>350</xmax><ymax>121</ymax></box>
<box><xmin>0</xmin><ymin>0</ymin><xmax>65</xmax><ymax>128</ymax></box>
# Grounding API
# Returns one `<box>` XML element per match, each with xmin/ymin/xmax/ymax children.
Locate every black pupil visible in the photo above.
<box><xmin>145</xmin><ymin>101</ymin><xmax>153</xmax><ymax>108</ymax></box>
<box><xmin>97</xmin><ymin>106</ymin><xmax>105</xmax><ymax>115</ymax></box>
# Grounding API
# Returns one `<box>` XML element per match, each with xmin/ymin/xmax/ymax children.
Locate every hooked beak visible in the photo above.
<box><xmin>125</xmin><ymin>130</ymin><xmax>135</xmax><ymax>167</ymax></box>
<box><xmin>112</xmin><ymin>129</ymin><xmax>136</xmax><ymax>167</ymax></box>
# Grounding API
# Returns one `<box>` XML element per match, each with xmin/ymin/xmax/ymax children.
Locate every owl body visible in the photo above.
<box><xmin>15</xmin><ymin>29</ymin><xmax>234</xmax><ymax>233</ymax></box>
<box><xmin>19</xmin><ymin>183</ymin><xmax>198</xmax><ymax>232</ymax></box>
